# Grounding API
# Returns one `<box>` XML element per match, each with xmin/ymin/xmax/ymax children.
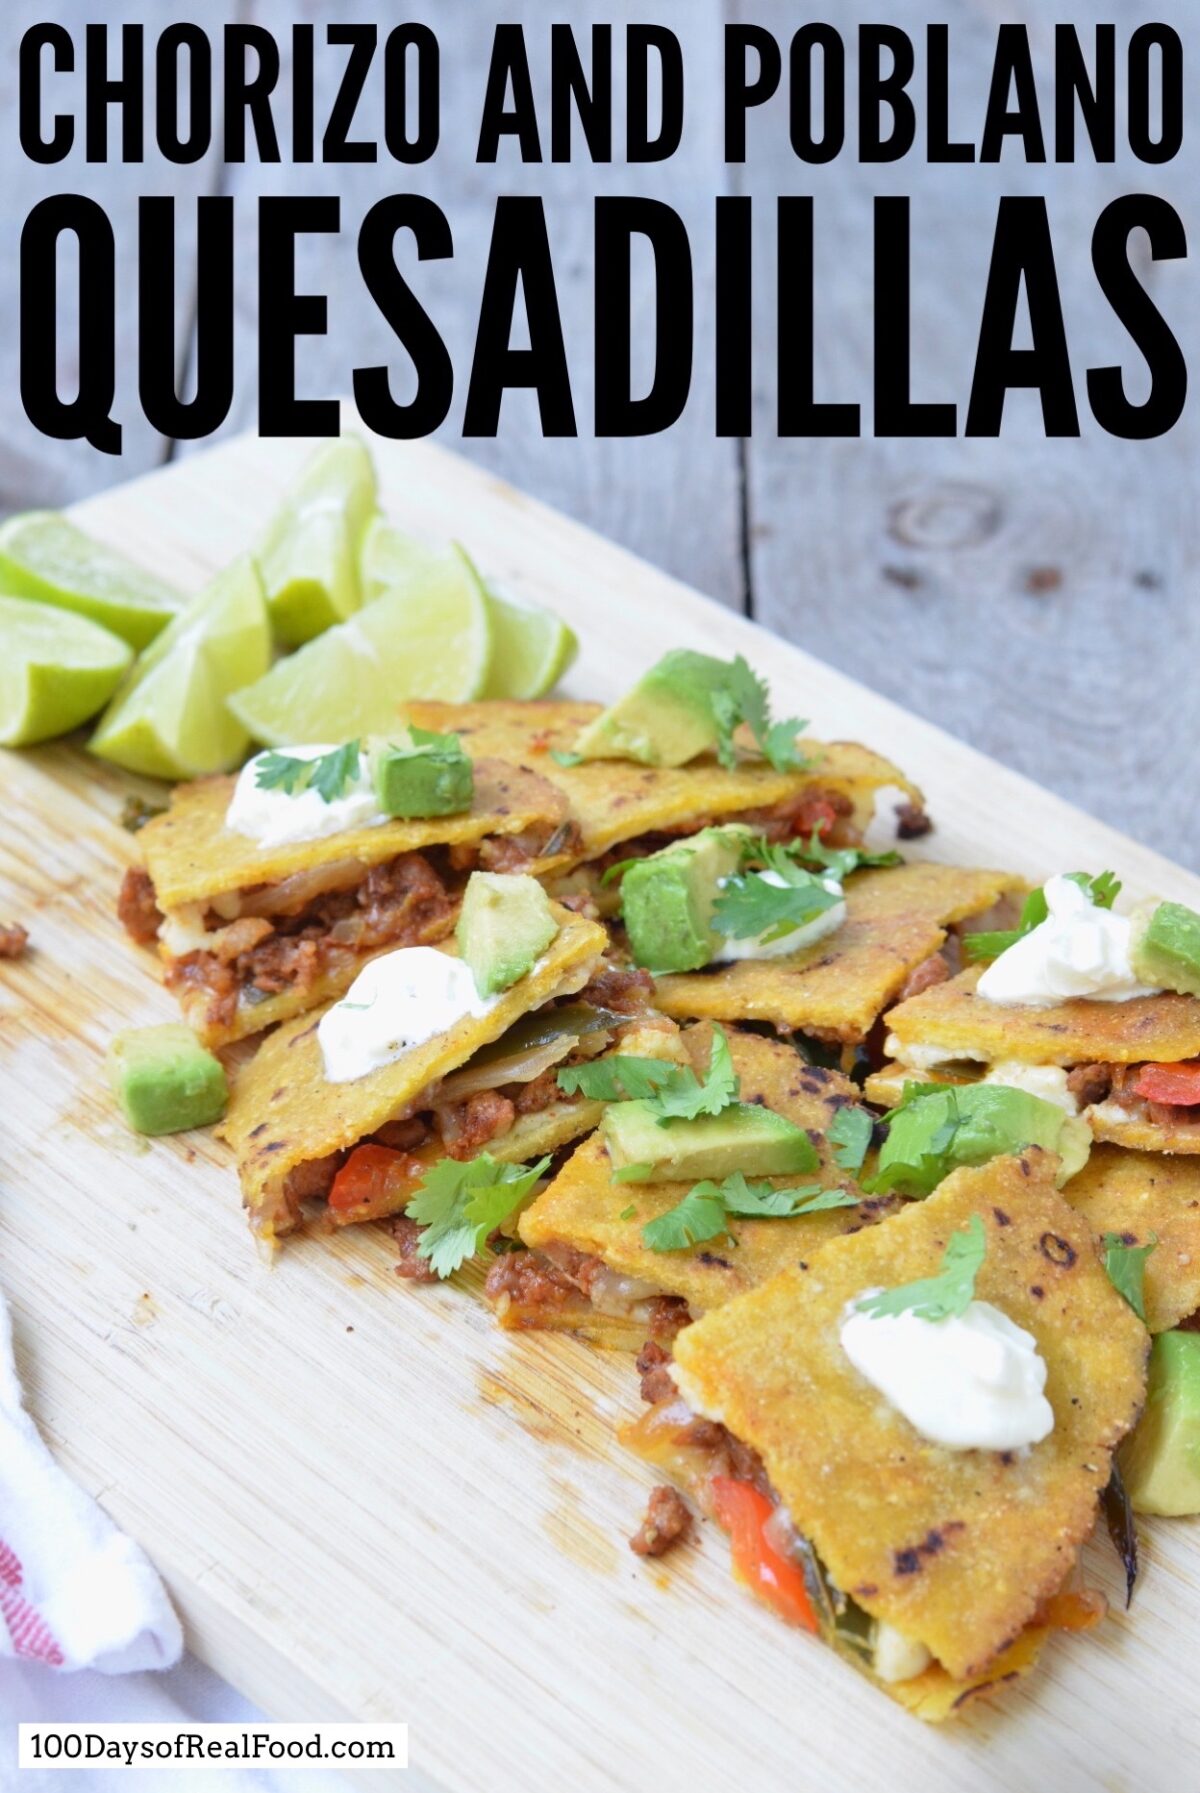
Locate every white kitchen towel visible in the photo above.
<box><xmin>0</xmin><ymin>1293</ymin><xmax>182</xmax><ymax>1674</ymax></box>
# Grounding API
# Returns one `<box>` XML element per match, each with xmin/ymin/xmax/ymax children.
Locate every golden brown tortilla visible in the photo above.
<box><xmin>141</xmin><ymin>757</ymin><xmax>572</xmax><ymax>911</ymax></box>
<box><xmin>517</xmin><ymin>1023</ymin><xmax>894</xmax><ymax>1315</ymax></box>
<box><xmin>670</xmin><ymin>1150</ymin><xmax>1147</xmax><ymax>1683</ymax></box>
<box><xmin>219</xmin><ymin>906</ymin><xmax>607</xmax><ymax>1244</ymax></box>
<box><xmin>885</xmin><ymin>965</ymin><xmax>1200</xmax><ymax>1067</ymax></box>
<box><xmin>402</xmin><ymin>700</ymin><xmax>922</xmax><ymax>865</ymax></box>
<box><xmin>1064</xmin><ymin>1144</ymin><xmax>1200</xmax><ymax>1331</ymax></box>
<box><xmin>653</xmin><ymin>865</ymin><xmax>1024</xmax><ymax>1041</ymax></box>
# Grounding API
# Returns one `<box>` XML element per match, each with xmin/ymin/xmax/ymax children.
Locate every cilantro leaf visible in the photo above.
<box><xmin>254</xmin><ymin>740</ymin><xmax>363</xmax><ymax>804</ymax></box>
<box><xmin>550</xmin><ymin>749</ymin><xmax>583</xmax><ymax>768</ymax></box>
<box><xmin>712</xmin><ymin>864</ymin><xmax>842</xmax><ymax>945</ymax></box>
<box><xmin>641</xmin><ymin>1187</ymin><xmax>730</xmax><ymax>1253</ymax></box>
<box><xmin>828</xmin><ymin>1105</ymin><xmax>874</xmax><ymax>1172</ymax></box>
<box><xmin>556</xmin><ymin>1057</ymin><xmax>684</xmax><ymax>1102</ymax></box>
<box><xmin>599</xmin><ymin>856</ymin><xmax>639</xmax><ymax>887</ymax></box>
<box><xmin>1103</xmin><ymin>1231</ymin><xmax>1157</xmax><ymax>1322</ymax></box>
<box><xmin>863</xmin><ymin>1086</ymin><xmax>968</xmax><ymax>1198</ymax></box>
<box><xmin>641</xmin><ymin>1169</ymin><xmax>859</xmax><ymax>1252</ymax></box>
<box><xmin>618</xmin><ymin>1203</ymin><xmax>637</xmax><ymax>1220</ymax></box>
<box><xmin>705</xmin><ymin>655</ymin><xmax>810</xmax><ymax>774</ymax></box>
<box><xmin>964</xmin><ymin>871</ymin><xmax>1122</xmax><ymax>963</ymax></box>
<box><xmin>405</xmin><ymin>724</ymin><xmax>464</xmax><ymax>754</ymax></box>
<box><xmin>612</xmin><ymin>1161</ymin><xmax>655</xmax><ymax>1184</ymax></box>
<box><xmin>405</xmin><ymin>1153</ymin><xmax>549</xmax><ymax>1279</ymax></box>
<box><xmin>648</xmin><ymin>1026</ymin><xmax>738</xmax><ymax>1121</ymax></box>
<box><xmin>855</xmin><ymin>1213</ymin><xmax>987</xmax><ymax>1322</ymax></box>
<box><xmin>793</xmin><ymin>829</ymin><xmax>903</xmax><ymax>883</ymax></box>
<box><xmin>715</xmin><ymin>1173</ymin><xmax>859</xmax><ymax>1218</ymax></box>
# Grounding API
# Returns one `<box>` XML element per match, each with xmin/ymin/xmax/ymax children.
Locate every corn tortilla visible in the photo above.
<box><xmin>670</xmin><ymin>1150</ymin><xmax>1147</xmax><ymax>1682</ymax></box>
<box><xmin>654</xmin><ymin>865</ymin><xmax>1024</xmax><ymax>1041</ymax></box>
<box><xmin>403</xmin><ymin>700</ymin><xmax>922</xmax><ymax>865</ymax></box>
<box><xmin>1064</xmin><ymin>1144</ymin><xmax>1200</xmax><ymax>1332</ymax></box>
<box><xmin>219</xmin><ymin>906</ymin><xmax>607</xmax><ymax>1243</ymax></box>
<box><xmin>518</xmin><ymin>1023</ymin><xmax>895</xmax><ymax>1315</ymax></box>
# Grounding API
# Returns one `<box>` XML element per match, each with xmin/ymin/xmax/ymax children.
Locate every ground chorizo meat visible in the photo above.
<box><xmin>391</xmin><ymin>1216</ymin><xmax>438</xmax><ymax>1283</ymax></box>
<box><xmin>117</xmin><ymin>867</ymin><xmax>164</xmax><ymax>944</ymax></box>
<box><xmin>636</xmin><ymin>1340</ymin><xmax>677</xmax><ymax>1405</ymax></box>
<box><xmin>895</xmin><ymin>952</ymin><xmax>950</xmax><ymax>1003</ymax></box>
<box><xmin>282</xmin><ymin>1151</ymin><xmax>344</xmax><ymax>1205</ymax></box>
<box><xmin>646</xmin><ymin>1297</ymin><xmax>691</xmax><ymax>1344</ymax></box>
<box><xmin>165</xmin><ymin>851</ymin><xmax>456</xmax><ymax>1028</ymax></box>
<box><xmin>895</xmin><ymin>799</ymin><xmax>933</xmax><ymax>839</ymax></box>
<box><xmin>579</xmin><ymin>964</ymin><xmax>656</xmax><ymax>1015</ymax></box>
<box><xmin>737</xmin><ymin>787</ymin><xmax>855</xmax><ymax>844</ymax></box>
<box><xmin>0</xmin><ymin>923</ymin><xmax>28</xmax><ymax>959</ymax></box>
<box><xmin>508</xmin><ymin>1069</ymin><xmax>563</xmax><ymax>1116</ymax></box>
<box><xmin>434</xmin><ymin>1089</ymin><xmax>517</xmax><ymax>1160</ymax></box>
<box><xmin>1066</xmin><ymin>1062</ymin><xmax>1114</xmax><ymax>1107</ymax></box>
<box><xmin>372</xmin><ymin>1117</ymin><xmax>431</xmax><ymax>1152</ymax></box>
<box><xmin>629</xmin><ymin>1486</ymin><xmax>692</xmax><ymax>1558</ymax></box>
<box><xmin>484</xmin><ymin>1248</ymin><xmax>580</xmax><ymax>1314</ymax></box>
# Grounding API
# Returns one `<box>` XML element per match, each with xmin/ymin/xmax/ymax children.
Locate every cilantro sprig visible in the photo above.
<box><xmin>558</xmin><ymin>1027</ymin><xmax>738</xmax><ymax>1126</ymax></box>
<box><xmin>854</xmin><ymin>1213</ymin><xmax>986</xmax><ymax>1322</ymax></box>
<box><xmin>254</xmin><ymin>739</ymin><xmax>363</xmax><ymax>804</ymax></box>
<box><xmin>405</xmin><ymin>1152</ymin><xmax>549</xmax><ymax>1279</ymax></box>
<box><xmin>638</xmin><ymin>1170</ymin><xmax>860</xmax><ymax>1253</ymax></box>
<box><xmin>828</xmin><ymin>1105</ymin><xmax>874</xmax><ymax>1173</ymax></box>
<box><xmin>709</xmin><ymin>656</ymin><xmax>809</xmax><ymax>773</ymax></box>
<box><xmin>1102</xmin><ymin>1231</ymin><xmax>1157</xmax><ymax>1322</ymax></box>
<box><xmin>964</xmin><ymin>871</ymin><xmax>1122</xmax><ymax>964</ymax></box>
<box><xmin>711</xmin><ymin>860</ymin><xmax>842</xmax><ymax>946</ymax></box>
<box><xmin>790</xmin><ymin>828</ymin><xmax>904</xmax><ymax>883</ymax></box>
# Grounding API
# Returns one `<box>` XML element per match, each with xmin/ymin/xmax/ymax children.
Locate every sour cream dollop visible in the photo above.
<box><xmin>712</xmin><ymin>870</ymin><xmax>846</xmax><ymax>964</ymax></box>
<box><xmin>226</xmin><ymin>745</ymin><xmax>385</xmax><ymax>850</ymax></box>
<box><xmin>839</xmin><ymin>1296</ymin><xmax>1054</xmax><ymax>1452</ymax></box>
<box><xmin>976</xmin><ymin>875</ymin><xmax>1158</xmax><ymax>1008</ymax></box>
<box><xmin>318</xmin><ymin>946</ymin><xmax>499</xmax><ymax>1083</ymax></box>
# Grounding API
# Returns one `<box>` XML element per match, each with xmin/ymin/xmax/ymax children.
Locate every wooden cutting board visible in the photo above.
<box><xmin>3</xmin><ymin>421</ymin><xmax>1198</xmax><ymax>1793</ymax></box>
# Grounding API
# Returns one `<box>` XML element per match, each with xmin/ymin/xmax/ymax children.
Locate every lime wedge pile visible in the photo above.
<box><xmin>0</xmin><ymin>512</ymin><xmax>183</xmax><ymax>649</ymax></box>
<box><xmin>258</xmin><ymin>435</ymin><xmax>378</xmax><ymax>647</ymax></box>
<box><xmin>363</xmin><ymin>518</ymin><xmax>577</xmax><ymax>704</ymax></box>
<box><xmin>90</xmin><ymin>556</ymin><xmax>271</xmax><ymax>778</ymax></box>
<box><xmin>0</xmin><ymin>438</ymin><xmax>580</xmax><ymax>767</ymax></box>
<box><xmin>230</xmin><ymin>543</ymin><xmax>493</xmax><ymax>745</ymax></box>
<box><xmin>0</xmin><ymin>597</ymin><xmax>133</xmax><ymax>746</ymax></box>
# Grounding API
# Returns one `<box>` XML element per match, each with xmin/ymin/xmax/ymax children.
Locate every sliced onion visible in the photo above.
<box><xmin>437</xmin><ymin>1035</ymin><xmax>573</xmax><ymax>1103</ymax></box>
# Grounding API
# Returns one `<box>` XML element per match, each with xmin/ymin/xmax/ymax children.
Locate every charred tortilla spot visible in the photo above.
<box><xmin>1040</xmin><ymin>1232</ymin><xmax>1077</xmax><ymax>1268</ymax></box>
<box><xmin>1030</xmin><ymin>1285</ymin><xmax>1045</xmax><ymax>1299</ymax></box>
<box><xmin>993</xmin><ymin>1207</ymin><xmax>1011</xmax><ymax>1226</ymax></box>
<box><xmin>247</xmin><ymin>1122</ymin><xmax>268</xmax><ymax>1138</ymax></box>
<box><xmin>698</xmin><ymin>1252</ymin><xmax>732</xmax><ymax>1270</ymax></box>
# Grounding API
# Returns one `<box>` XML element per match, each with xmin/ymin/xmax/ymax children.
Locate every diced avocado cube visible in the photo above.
<box><xmin>370</xmin><ymin>732</ymin><xmax>473</xmax><ymax>819</ymax></box>
<box><xmin>573</xmin><ymin>649</ymin><xmax>736</xmax><ymax>767</ymax></box>
<box><xmin>602</xmin><ymin>1099</ymin><xmax>819</xmax><ymax>1182</ymax></box>
<box><xmin>456</xmin><ymin>872</ymin><xmax>558</xmax><ymax>997</ymax></box>
<box><xmin>878</xmin><ymin>1083</ymin><xmax>1089</xmax><ymax>1195</ymax></box>
<box><xmin>621</xmin><ymin>827</ymin><xmax>749</xmax><ymax>973</ymax></box>
<box><xmin>1131</xmin><ymin>900</ymin><xmax>1200</xmax><ymax>998</ymax></box>
<box><xmin>106</xmin><ymin>1023</ymin><xmax>228</xmax><ymax>1135</ymax></box>
<box><xmin>1119</xmin><ymin>1331</ymin><xmax>1200</xmax><ymax>1516</ymax></box>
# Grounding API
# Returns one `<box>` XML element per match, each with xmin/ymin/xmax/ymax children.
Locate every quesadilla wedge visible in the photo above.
<box><xmin>401</xmin><ymin>700</ymin><xmax>925</xmax><ymax>893</ymax></box>
<box><xmin>119</xmin><ymin>748</ymin><xmax>576</xmax><ymax>1047</ymax></box>
<box><xmin>622</xmin><ymin>1149</ymin><xmax>1147</xmax><ymax>1720</ymax></box>
<box><xmin>880</xmin><ymin>965</ymin><xmax>1200</xmax><ymax>1153</ymax></box>
<box><xmin>486</xmin><ymin>1022</ymin><xmax>895</xmax><ymax>1348</ymax></box>
<box><xmin>651</xmin><ymin>863</ymin><xmax>1025</xmax><ymax>1044</ymax></box>
<box><xmin>219</xmin><ymin>903</ymin><xmax>612</xmax><ymax>1244</ymax></box>
<box><xmin>1063</xmin><ymin>1145</ymin><xmax>1200</xmax><ymax>1333</ymax></box>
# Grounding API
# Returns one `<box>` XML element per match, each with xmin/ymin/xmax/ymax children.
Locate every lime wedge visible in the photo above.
<box><xmin>0</xmin><ymin>596</ymin><xmax>133</xmax><ymax>745</ymax></box>
<box><xmin>0</xmin><ymin>512</ymin><xmax>183</xmax><ymax>649</ymax></box>
<box><xmin>89</xmin><ymin>555</ymin><xmax>271</xmax><ymax>779</ymax></box>
<box><xmin>364</xmin><ymin>520</ymin><xmax>578</xmax><ymax>700</ymax></box>
<box><xmin>483</xmin><ymin>586</ymin><xmax>578</xmax><ymax>699</ymax></box>
<box><xmin>258</xmin><ymin>436</ymin><xmax>378</xmax><ymax>647</ymax></box>
<box><xmin>230</xmin><ymin>544</ymin><xmax>493</xmax><ymax>746</ymax></box>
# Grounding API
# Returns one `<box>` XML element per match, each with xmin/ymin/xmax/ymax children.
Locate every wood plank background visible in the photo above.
<box><xmin>2</xmin><ymin>0</ymin><xmax>1197</xmax><ymax>866</ymax></box>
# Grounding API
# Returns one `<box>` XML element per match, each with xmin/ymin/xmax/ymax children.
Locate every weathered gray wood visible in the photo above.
<box><xmin>734</xmin><ymin>0</ymin><xmax>1200</xmax><ymax>865</ymax></box>
<box><xmin>174</xmin><ymin>0</ymin><xmax>745</xmax><ymax>608</ymax></box>
<box><xmin>0</xmin><ymin>0</ymin><xmax>237</xmax><ymax>510</ymax></box>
